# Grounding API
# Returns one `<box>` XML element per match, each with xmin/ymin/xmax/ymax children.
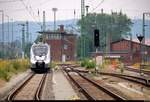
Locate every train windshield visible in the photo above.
<box><xmin>33</xmin><ymin>45</ymin><xmax>48</xmax><ymax>56</ymax></box>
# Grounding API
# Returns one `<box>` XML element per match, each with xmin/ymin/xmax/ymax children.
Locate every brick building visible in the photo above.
<box><xmin>111</xmin><ymin>39</ymin><xmax>150</xmax><ymax>64</ymax></box>
<box><xmin>39</xmin><ymin>25</ymin><xmax>77</xmax><ymax>62</ymax></box>
<box><xmin>91</xmin><ymin>39</ymin><xmax>150</xmax><ymax>65</ymax></box>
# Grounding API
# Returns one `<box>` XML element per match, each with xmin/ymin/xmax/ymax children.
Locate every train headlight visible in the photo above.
<box><xmin>31</xmin><ymin>57</ymin><xmax>36</xmax><ymax>64</ymax></box>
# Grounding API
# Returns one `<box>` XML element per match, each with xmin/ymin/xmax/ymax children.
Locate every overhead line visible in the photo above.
<box><xmin>19</xmin><ymin>0</ymin><xmax>42</xmax><ymax>26</ymax></box>
<box><xmin>91</xmin><ymin>0</ymin><xmax>105</xmax><ymax>12</ymax></box>
<box><xmin>0</xmin><ymin>0</ymin><xmax>20</xmax><ymax>3</ymax></box>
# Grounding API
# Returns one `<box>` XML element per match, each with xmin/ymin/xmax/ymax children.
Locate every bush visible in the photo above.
<box><xmin>86</xmin><ymin>60</ymin><xmax>96</xmax><ymax>69</ymax></box>
<box><xmin>80</xmin><ymin>58</ymin><xmax>89</xmax><ymax>67</ymax></box>
<box><xmin>80</xmin><ymin>58</ymin><xmax>96</xmax><ymax>69</ymax></box>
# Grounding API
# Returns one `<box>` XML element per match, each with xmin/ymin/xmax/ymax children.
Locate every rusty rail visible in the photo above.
<box><xmin>64</xmin><ymin>68</ymin><xmax>126</xmax><ymax>100</ymax></box>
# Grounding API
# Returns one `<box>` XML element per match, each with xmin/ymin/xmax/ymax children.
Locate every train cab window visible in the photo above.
<box><xmin>33</xmin><ymin>45</ymin><xmax>48</xmax><ymax>56</ymax></box>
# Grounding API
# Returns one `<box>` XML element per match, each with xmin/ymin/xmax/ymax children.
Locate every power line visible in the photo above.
<box><xmin>27</xmin><ymin>2</ymin><xmax>43</xmax><ymax>26</ymax></box>
<box><xmin>30</xmin><ymin>0</ymin><xmax>53</xmax><ymax>7</ymax></box>
<box><xmin>0</xmin><ymin>0</ymin><xmax>20</xmax><ymax>3</ymax></box>
<box><xmin>91</xmin><ymin>0</ymin><xmax>105</xmax><ymax>12</ymax></box>
<box><xmin>19</xmin><ymin>0</ymin><xmax>42</xmax><ymax>26</ymax></box>
<box><xmin>19</xmin><ymin>0</ymin><xmax>36</xmax><ymax>21</ymax></box>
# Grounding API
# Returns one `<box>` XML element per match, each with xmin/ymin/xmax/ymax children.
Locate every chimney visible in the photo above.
<box><xmin>59</xmin><ymin>24</ymin><xmax>64</xmax><ymax>32</ymax></box>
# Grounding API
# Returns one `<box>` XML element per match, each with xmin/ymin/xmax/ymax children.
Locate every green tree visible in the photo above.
<box><xmin>77</xmin><ymin>11</ymin><xmax>132</xmax><ymax>58</ymax></box>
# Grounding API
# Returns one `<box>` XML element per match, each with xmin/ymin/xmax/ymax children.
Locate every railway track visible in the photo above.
<box><xmin>61</xmin><ymin>64</ymin><xmax>150</xmax><ymax>100</ymax></box>
<box><xmin>98</xmin><ymin>72</ymin><xmax>150</xmax><ymax>87</ymax></box>
<box><xmin>125</xmin><ymin>66</ymin><xmax>150</xmax><ymax>76</ymax></box>
<box><xmin>62</xmin><ymin>65</ymin><xmax>150</xmax><ymax>87</ymax></box>
<box><xmin>6</xmin><ymin>73</ymin><xmax>47</xmax><ymax>100</ymax></box>
<box><xmin>56</xmin><ymin>64</ymin><xmax>150</xmax><ymax>87</ymax></box>
<box><xmin>63</xmin><ymin>67</ymin><xmax>126</xmax><ymax>100</ymax></box>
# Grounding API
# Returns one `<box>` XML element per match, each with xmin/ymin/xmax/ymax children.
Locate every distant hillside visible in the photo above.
<box><xmin>0</xmin><ymin>19</ymin><xmax>149</xmax><ymax>44</ymax></box>
<box><xmin>0</xmin><ymin>19</ymin><xmax>78</xmax><ymax>43</ymax></box>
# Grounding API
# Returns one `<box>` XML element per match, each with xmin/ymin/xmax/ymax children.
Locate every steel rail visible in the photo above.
<box><xmin>35</xmin><ymin>73</ymin><xmax>47</xmax><ymax>100</ymax></box>
<box><xmin>98</xmin><ymin>72</ymin><xmax>150</xmax><ymax>87</ymax></box>
<box><xmin>67</xmin><ymin>67</ymin><xmax>150</xmax><ymax>86</ymax></box>
<box><xmin>64</xmin><ymin>69</ymin><xmax>95</xmax><ymax>100</ymax></box>
<box><xmin>73</xmin><ymin>69</ymin><xmax>126</xmax><ymax>100</ymax></box>
<box><xmin>6</xmin><ymin>73</ymin><xmax>35</xmax><ymax>100</ymax></box>
<box><xmin>125</xmin><ymin>66</ymin><xmax>150</xmax><ymax>76</ymax></box>
<box><xmin>64</xmin><ymin>68</ymin><xmax>126</xmax><ymax>100</ymax></box>
<box><xmin>6</xmin><ymin>73</ymin><xmax>47</xmax><ymax>101</ymax></box>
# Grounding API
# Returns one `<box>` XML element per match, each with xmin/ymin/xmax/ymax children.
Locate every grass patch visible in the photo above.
<box><xmin>0</xmin><ymin>59</ymin><xmax>30</xmax><ymax>82</ymax></box>
<box><xmin>132</xmin><ymin>63</ymin><xmax>140</xmax><ymax>69</ymax></box>
<box><xmin>99</xmin><ymin>59</ymin><xmax>111</xmax><ymax>69</ymax></box>
<box><xmin>49</xmin><ymin>61</ymin><xmax>57</xmax><ymax>69</ymax></box>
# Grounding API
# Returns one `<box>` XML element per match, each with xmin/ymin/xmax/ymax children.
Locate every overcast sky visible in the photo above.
<box><xmin>0</xmin><ymin>0</ymin><xmax>150</xmax><ymax>22</ymax></box>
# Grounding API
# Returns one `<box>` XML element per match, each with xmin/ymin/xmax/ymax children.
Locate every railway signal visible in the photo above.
<box><xmin>137</xmin><ymin>34</ymin><xmax>144</xmax><ymax>43</ymax></box>
<box><xmin>94</xmin><ymin>29</ymin><xmax>100</xmax><ymax>74</ymax></box>
<box><xmin>136</xmin><ymin>34</ymin><xmax>144</xmax><ymax>76</ymax></box>
<box><xmin>94</xmin><ymin>29</ymin><xmax>100</xmax><ymax>47</ymax></box>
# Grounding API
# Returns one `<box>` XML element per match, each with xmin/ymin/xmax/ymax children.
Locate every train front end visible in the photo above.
<box><xmin>30</xmin><ymin>43</ymin><xmax>50</xmax><ymax>73</ymax></box>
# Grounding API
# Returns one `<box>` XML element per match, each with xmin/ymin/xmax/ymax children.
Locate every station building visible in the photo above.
<box><xmin>111</xmin><ymin>39</ymin><xmax>150</xmax><ymax>64</ymax></box>
<box><xmin>91</xmin><ymin>39</ymin><xmax>150</xmax><ymax>65</ymax></box>
<box><xmin>39</xmin><ymin>25</ymin><xmax>77</xmax><ymax>62</ymax></box>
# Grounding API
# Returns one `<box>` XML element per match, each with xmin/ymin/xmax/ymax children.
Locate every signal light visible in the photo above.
<box><xmin>94</xmin><ymin>29</ymin><xmax>100</xmax><ymax>47</ymax></box>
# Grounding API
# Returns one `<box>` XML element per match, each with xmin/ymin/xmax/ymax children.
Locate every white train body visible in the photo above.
<box><xmin>30</xmin><ymin>42</ymin><xmax>50</xmax><ymax>72</ymax></box>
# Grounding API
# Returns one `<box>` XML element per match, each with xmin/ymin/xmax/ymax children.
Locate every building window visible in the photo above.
<box><xmin>64</xmin><ymin>44</ymin><xmax>68</xmax><ymax>50</ymax></box>
<box><xmin>67</xmin><ymin>55</ymin><xmax>70</xmax><ymax>60</ymax></box>
<box><xmin>48</xmin><ymin>34</ymin><xmax>62</xmax><ymax>39</ymax></box>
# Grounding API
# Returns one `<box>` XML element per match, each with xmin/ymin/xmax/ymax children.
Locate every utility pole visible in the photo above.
<box><xmin>26</xmin><ymin>21</ymin><xmax>29</xmax><ymax>43</ymax></box>
<box><xmin>6</xmin><ymin>15</ymin><xmax>10</xmax><ymax>59</ymax></box>
<box><xmin>142</xmin><ymin>12</ymin><xmax>150</xmax><ymax>64</ymax></box>
<box><xmin>6</xmin><ymin>15</ymin><xmax>9</xmax><ymax>44</ymax></box>
<box><xmin>0</xmin><ymin>10</ymin><xmax>4</xmax><ymax>59</ymax></box>
<box><xmin>73</xmin><ymin>9</ymin><xmax>76</xmax><ymax>24</ymax></box>
<box><xmin>18</xmin><ymin>24</ymin><xmax>25</xmax><ymax>59</ymax></box>
<box><xmin>52</xmin><ymin>8</ymin><xmax>58</xmax><ymax>31</ymax></box>
<box><xmin>81</xmin><ymin>0</ymin><xmax>85</xmax><ymax>18</ymax></box>
<box><xmin>108</xmin><ymin>15</ymin><xmax>112</xmax><ymax>57</ymax></box>
<box><xmin>22</xmin><ymin>24</ymin><xmax>25</xmax><ymax>59</ymax></box>
<box><xmin>81</xmin><ymin>0</ymin><xmax>85</xmax><ymax>59</ymax></box>
<box><xmin>83</xmin><ymin>5</ymin><xmax>90</xmax><ymax>58</ymax></box>
<box><xmin>11</xmin><ymin>19</ymin><xmax>14</xmax><ymax>58</ymax></box>
<box><xmin>142</xmin><ymin>13</ymin><xmax>145</xmax><ymax>64</ymax></box>
<box><xmin>38</xmin><ymin>10</ymin><xmax>43</xmax><ymax>32</ymax></box>
<box><xmin>26</xmin><ymin>21</ymin><xmax>29</xmax><ymax>57</ymax></box>
<box><xmin>11</xmin><ymin>19</ymin><xmax>13</xmax><ymax>46</ymax></box>
<box><xmin>43</xmin><ymin>11</ymin><xmax>46</xmax><ymax>32</ymax></box>
<box><xmin>101</xmin><ymin>9</ymin><xmax>105</xmax><ymax>55</ymax></box>
<box><xmin>42</xmin><ymin>11</ymin><xmax>46</xmax><ymax>42</ymax></box>
<box><xmin>85</xmin><ymin>5</ymin><xmax>89</xmax><ymax>16</ymax></box>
